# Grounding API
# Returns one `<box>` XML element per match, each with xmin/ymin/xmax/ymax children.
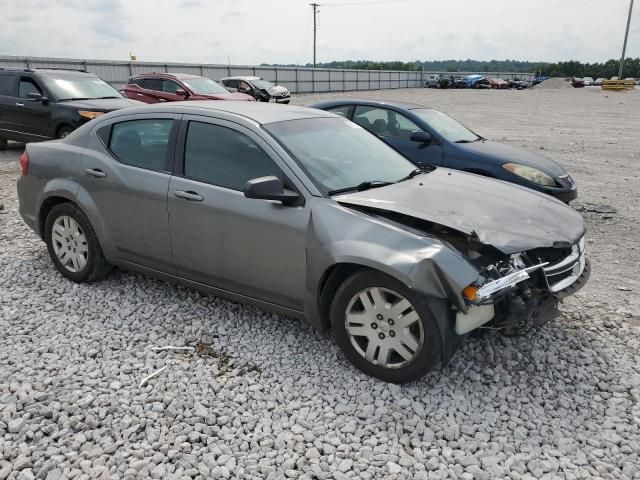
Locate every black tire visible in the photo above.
<box><xmin>330</xmin><ymin>270</ymin><xmax>441</xmax><ymax>383</ymax></box>
<box><xmin>56</xmin><ymin>126</ymin><xmax>75</xmax><ymax>139</ymax></box>
<box><xmin>0</xmin><ymin>137</ymin><xmax>7</xmax><ymax>151</ymax></box>
<box><xmin>44</xmin><ymin>203</ymin><xmax>112</xmax><ymax>282</ymax></box>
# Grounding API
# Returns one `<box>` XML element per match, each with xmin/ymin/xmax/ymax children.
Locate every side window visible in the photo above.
<box><xmin>224</xmin><ymin>79</ymin><xmax>238</xmax><ymax>89</ymax></box>
<box><xmin>393</xmin><ymin>113</ymin><xmax>423</xmax><ymax>140</ymax></box>
<box><xmin>142</xmin><ymin>78</ymin><xmax>162</xmax><ymax>91</ymax></box>
<box><xmin>238</xmin><ymin>81</ymin><xmax>252</xmax><ymax>93</ymax></box>
<box><xmin>109</xmin><ymin>119</ymin><xmax>173</xmax><ymax>171</ymax></box>
<box><xmin>0</xmin><ymin>74</ymin><xmax>16</xmax><ymax>96</ymax></box>
<box><xmin>162</xmin><ymin>80</ymin><xmax>182</xmax><ymax>94</ymax></box>
<box><xmin>18</xmin><ymin>77</ymin><xmax>43</xmax><ymax>98</ymax></box>
<box><xmin>184</xmin><ymin>121</ymin><xmax>283</xmax><ymax>190</ymax></box>
<box><xmin>327</xmin><ymin>105</ymin><xmax>353</xmax><ymax>119</ymax></box>
<box><xmin>353</xmin><ymin>106</ymin><xmax>422</xmax><ymax>140</ymax></box>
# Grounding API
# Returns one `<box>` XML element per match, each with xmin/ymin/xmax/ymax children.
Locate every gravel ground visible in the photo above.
<box><xmin>1</xmin><ymin>88</ymin><xmax>639</xmax><ymax>480</ymax></box>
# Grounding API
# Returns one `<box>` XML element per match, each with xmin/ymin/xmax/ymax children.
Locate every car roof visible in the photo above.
<box><xmin>131</xmin><ymin>72</ymin><xmax>205</xmax><ymax>80</ymax></box>
<box><xmin>220</xmin><ymin>76</ymin><xmax>262</xmax><ymax>81</ymax></box>
<box><xmin>31</xmin><ymin>69</ymin><xmax>96</xmax><ymax>78</ymax></box>
<box><xmin>310</xmin><ymin>98</ymin><xmax>427</xmax><ymax>111</ymax></box>
<box><xmin>105</xmin><ymin>101</ymin><xmax>336</xmax><ymax>125</ymax></box>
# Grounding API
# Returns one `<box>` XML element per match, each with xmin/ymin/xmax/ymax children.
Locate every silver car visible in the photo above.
<box><xmin>17</xmin><ymin>102</ymin><xmax>590</xmax><ymax>383</ymax></box>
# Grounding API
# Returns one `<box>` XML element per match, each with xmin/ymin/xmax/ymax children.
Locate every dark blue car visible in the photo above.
<box><xmin>310</xmin><ymin>99</ymin><xmax>577</xmax><ymax>202</ymax></box>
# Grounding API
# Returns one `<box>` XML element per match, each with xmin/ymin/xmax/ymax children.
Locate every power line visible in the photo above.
<box><xmin>322</xmin><ymin>0</ymin><xmax>420</xmax><ymax>6</ymax></box>
<box><xmin>318</xmin><ymin>0</ymin><xmax>603</xmax><ymax>30</ymax></box>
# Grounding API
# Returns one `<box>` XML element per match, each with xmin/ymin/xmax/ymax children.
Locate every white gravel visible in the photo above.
<box><xmin>1</xmin><ymin>88</ymin><xmax>640</xmax><ymax>479</ymax></box>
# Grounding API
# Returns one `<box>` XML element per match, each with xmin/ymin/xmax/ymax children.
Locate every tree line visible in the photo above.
<box><xmin>263</xmin><ymin>58</ymin><xmax>640</xmax><ymax>78</ymax></box>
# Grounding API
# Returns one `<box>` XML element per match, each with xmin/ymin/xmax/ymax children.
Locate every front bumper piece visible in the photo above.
<box><xmin>456</xmin><ymin>236</ymin><xmax>590</xmax><ymax>335</ymax></box>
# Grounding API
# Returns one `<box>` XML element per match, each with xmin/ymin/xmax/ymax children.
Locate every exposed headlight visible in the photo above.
<box><xmin>503</xmin><ymin>163</ymin><xmax>556</xmax><ymax>187</ymax></box>
<box><xmin>79</xmin><ymin>111</ymin><xmax>105</xmax><ymax>120</ymax></box>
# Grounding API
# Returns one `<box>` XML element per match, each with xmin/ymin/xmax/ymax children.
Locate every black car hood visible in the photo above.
<box><xmin>453</xmin><ymin>140</ymin><xmax>567</xmax><ymax>178</ymax></box>
<box><xmin>335</xmin><ymin>168</ymin><xmax>584</xmax><ymax>254</ymax></box>
<box><xmin>58</xmin><ymin>98</ymin><xmax>141</xmax><ymax>111</ymax></box>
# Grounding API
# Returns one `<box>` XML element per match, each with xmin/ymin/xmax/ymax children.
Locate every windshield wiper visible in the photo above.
<box><xmin>455</xmin><ymin>137</ymin><xmax>483</xmax><ymax>143</ymax></box>
<box><xmin>328</xmin><ymin>180</ymin><xmax>393</xmax><ymax>196</ymax></box>
<box><xmin>59</xmin><ymin>97</ymin><xmax>91</xmax><ymax>101</ymax></box>
<box><xmin>97</xmin><ymin>96</ymin><xmax>121</xmax><ymax>99</ymax></box>
<box><xmin>396</xmin><ymin>168</ymin><xmax>428</xmax><ymax>183</ymax></box>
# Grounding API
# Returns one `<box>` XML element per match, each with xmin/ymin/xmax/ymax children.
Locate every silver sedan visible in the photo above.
<box><xmin>17</xmin><ymin>101</ymin><xmax>589</xmax><ymax>383</ymax></box>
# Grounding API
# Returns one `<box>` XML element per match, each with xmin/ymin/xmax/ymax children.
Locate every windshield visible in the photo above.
<box><xmin>42</xmin><ymin>76</ymin><xmax>123</xmax><ymax>100</ymax></box>
<box><xmin>252</xmin><ymin>79</ymin><xmax>275</xmax><ymax>89</ymax></box>
<box><xmin>265</xmin><ymin>118</ymin><xmax>416</xmax><ymax>194</ymax></box>
<box><xmin>412</xmin><ymin>109</ymin><xmax>480</xmax><ymax>143</ymax></box>
<box><xmin>181</xmin><ymin>77</ymin><xmax>229</xmax><ymax>95</ymax></box>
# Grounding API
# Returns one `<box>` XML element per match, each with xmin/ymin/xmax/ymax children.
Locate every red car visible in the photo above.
<box><xmin>121</xmin><ymin>73</ymin><xmax>255</xmax><ymax>103</ymax></box>
<box><xmin>489</xmin><ymin>78</ymin><xmax>509</xmax><ymax>89</ymax></box>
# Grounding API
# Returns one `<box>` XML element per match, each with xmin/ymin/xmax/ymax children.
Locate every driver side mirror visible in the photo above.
<box><xmin>410</xmin><ymin>131</ymin><xmax>432</xmax><ymax>144</ymax></box>
<box><xmin>27</xmin><ymin>92</ymin><xmax>49</xmax><ymax>104</ymax></box>
<box><xmin>175</xmin><ymin>89</ymin><xmax>188</xmax><ymax>97</ymax></box>
<box><xmin>244</xmin><ymin>176</ymin><xmax>300</xmax><ymax>205</ymax></box>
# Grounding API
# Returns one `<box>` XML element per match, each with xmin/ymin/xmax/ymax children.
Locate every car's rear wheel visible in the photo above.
<box><xmin>45</xmin><ymin>203</ymin><xmax>112</xmax><ymax>282</ymax></box>
<box><xmin>330</xmin><ymin>270</ymin><xmax>441</xmax><ymax>383</ymax></box>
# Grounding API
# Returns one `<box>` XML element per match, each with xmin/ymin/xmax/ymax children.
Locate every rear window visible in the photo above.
<box><xmin>0</xmin><ymin>74</ymin><xmax>16</xmax><ymax>96</ymax></box>
<box><xmin>108</xmin><ymin>119</ymin><xmax>174</xmax><ymax>171</ymax></box>
<box><xmin>141</xmin><ymin>78</ymin><xmax>162</xmax><ymax>90</ymax></box>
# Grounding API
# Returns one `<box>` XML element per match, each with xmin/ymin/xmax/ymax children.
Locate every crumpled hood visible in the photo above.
<box><xmin>454</xmin><ymin>140</ymin><xmax>567</xmax><ymax>178</ymax></box>
<box><xmin>198</xmin><ymin>92</ymin><xmax>254</xmax><ymax>101</ymax></box>
<box><xmin>267</xmin><ymin>85</ymin><xmax>290</xmax><ymax>96</ymax></box>
<box><xmin>59</xmin><ymin>98</ymin><xmax>141</xmax><ymax>111</ymax></box>
<box><xmin>335</xmin><ymin>168</ymin><xmax>585</xmax><ymax>254</ymax></box>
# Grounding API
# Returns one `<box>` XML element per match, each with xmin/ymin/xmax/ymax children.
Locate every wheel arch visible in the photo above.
<box><xmin>318</xmin><ymin>262</ymin><xmax>460</xmax><ymax>368</ymax></box>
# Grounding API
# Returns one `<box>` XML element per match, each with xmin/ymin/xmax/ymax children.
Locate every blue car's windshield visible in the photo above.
<box><xmin>264</xmin><ymin>117</ymin><xmax>416</xmax><ymax>195</ymax></box>
<box><xmin>413</xmin><ymin>109</ymin><xmax>480</xmax><ymax>143</ymax></box>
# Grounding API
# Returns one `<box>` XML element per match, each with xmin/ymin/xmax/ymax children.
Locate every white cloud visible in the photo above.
<box><xmin>0</xmin><ymin>0</ymin><xmax>637</xmax><ymax>64</ymax></box>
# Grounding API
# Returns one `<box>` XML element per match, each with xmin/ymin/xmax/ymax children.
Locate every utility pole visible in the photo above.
<box><xmin>618</xmin><ymin>0</ymin><xmax>634</xmax><ymax>79</ymax></box>
<box><xmin>310</xmin><ymin>3</ymin><xmax>319</xmax><ymax>68</ymax></box>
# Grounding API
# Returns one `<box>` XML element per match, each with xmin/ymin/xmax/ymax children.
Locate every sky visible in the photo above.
<box><xmin>1</xmin><ymin>0</ymin><xmax>638</xmax><ymax>65</ymax></box>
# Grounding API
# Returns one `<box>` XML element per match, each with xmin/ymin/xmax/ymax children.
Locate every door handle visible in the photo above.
<box><xmin>15</xmin><ymin>102</ymin><xmax>24</xmax><ymax>107</ymax></box>
<box><xmin>84</xmin><ymin>168</ymin><xmax>107</xmax><ymax>178</ymax></box>
<box><xmin>174</xmin><ymin>190</ymin><xmax>203</xmax><ymax>202</ymax></box>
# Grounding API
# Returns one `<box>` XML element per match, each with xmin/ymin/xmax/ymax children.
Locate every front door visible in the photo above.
<box><xmin>168</xmin><ymin>117</ymin><xmax>309</xmax><ymax>310</ymax></box>
<box><xmin>78</xmin><ymin>114</ymin><xmax>179</xmax><ymax>272</ymax></box>
<box><xmin>14</xmin><ymin>76</ymin><xmax>51</xmax><ymax>139</ymax></box>
<box><xmin>154</xmin><ymin>79</ymin><xmax>187</xmax><ymax>103</ymax></box>
<box><xmin>353</xmin><ymin>105</ymin><xmax>444</xmax><ymax>167</ymax></box>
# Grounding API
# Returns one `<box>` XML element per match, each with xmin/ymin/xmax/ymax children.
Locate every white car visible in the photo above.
<box><xmin>582</xmin><ymin>77</ymin><xmax>594</xmax><ymax>86</ymax></box>
<box><xmin>425</xmin><ymin>74</ymin><xmax>440</xmax><ymax>88</ymax></box>
<box><xmin>594</xmin><ymin>78</ymin><xmax>605</xmax><ymax>86</ymax></box>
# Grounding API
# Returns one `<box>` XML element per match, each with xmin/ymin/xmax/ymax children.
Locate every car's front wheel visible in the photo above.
<box><xmin>44</xmin><ymin>203</ymin><xmax>112</xmax><ymax>282</ymax></box>
<box><xmin>330</xmin><ymin>270</ymin><xmax>441</xmax><ymax>383</ymax></box>
<box><xmin>57</xmin><ymin>126</ymin><xmax>75</xmax><ymax>139</ymax></box>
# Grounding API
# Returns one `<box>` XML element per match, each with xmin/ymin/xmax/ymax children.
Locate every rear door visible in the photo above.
<box><xmin>78</xmin><ymin>114</ymin><xmax>180</xmax><ymax>272</ymax></box>
<box><xmin>0</xmin><ymin>73</ymin><xmax>18</xmax><ymax>136</ymax></box>
<box><xmin>352</xmin><ymin>105</ymin><xmax>444</xmax><ymax>167</ymax></box>
<box><xmin>127</xmin><ymin>78</ymin><xmax>161</xmax><ymax>103</ymax></box>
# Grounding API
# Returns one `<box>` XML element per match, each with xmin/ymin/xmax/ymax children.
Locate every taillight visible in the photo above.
<box><xmin>19</xmin><ymin>151</ymin><xmax>29</xmax><ymax>176</ymax></box>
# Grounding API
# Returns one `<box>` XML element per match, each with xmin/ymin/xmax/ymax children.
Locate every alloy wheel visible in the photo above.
<box><xmin>51</xmin><ymin>215</ymin><xmax>88</xmax><ymax>273</ymax></box>
<box><xmin>344</xmin><ymin>287</ymin><xmax>424</xmax><ymax>369</ymax></box>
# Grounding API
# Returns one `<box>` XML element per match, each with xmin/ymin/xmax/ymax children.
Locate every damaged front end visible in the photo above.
<box><xmin>458</xmin><ymin>236</ymin><xmax>590</xmax><ymax>336</ymax></box>
<box><xmin>344</xmin><ymin>203</ymin><xmax>590</xmax><ymax>338</ymax></box>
